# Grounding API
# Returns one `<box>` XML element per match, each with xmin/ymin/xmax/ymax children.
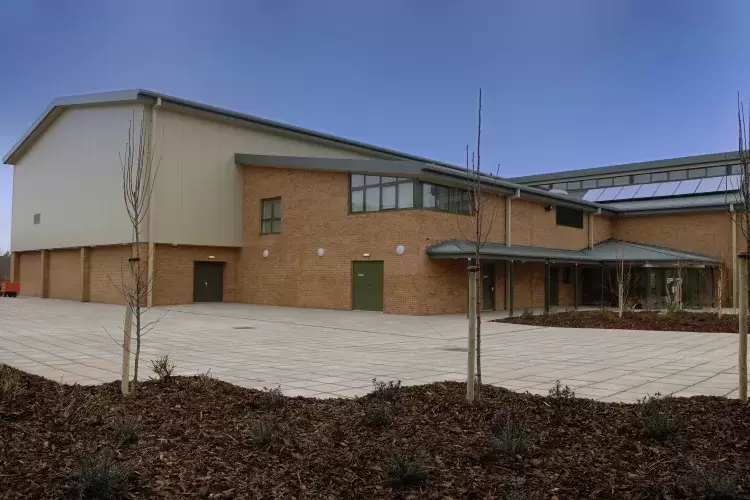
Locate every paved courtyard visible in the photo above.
<box><xmin>0</xmin><ymin>298</ymin><xmax>745</xmax><ymax>402</ymax></box>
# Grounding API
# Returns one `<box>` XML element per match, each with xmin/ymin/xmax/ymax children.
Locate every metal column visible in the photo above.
<box><xmin>544</xmin><ymin>260</ymin><xmax>551</xmax><ymax>313</ymax></box>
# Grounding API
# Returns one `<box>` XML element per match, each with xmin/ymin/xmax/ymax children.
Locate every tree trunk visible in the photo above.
<box><xmin>467</xmin><ymin>265</ymin><xmax>476</xmax><ymax>402</ymax></box>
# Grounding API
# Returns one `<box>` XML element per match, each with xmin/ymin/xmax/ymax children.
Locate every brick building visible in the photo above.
<box><xmin>2</xmin><ymin>91</ymin><xmax>741</xmax><ymax>314</ymax></box>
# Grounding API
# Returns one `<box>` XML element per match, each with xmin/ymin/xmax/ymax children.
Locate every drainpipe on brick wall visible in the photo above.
<box><xmin>146</xmin><ymin>97</ymin><xmax>162</xmax><ymax>308</ymax></box>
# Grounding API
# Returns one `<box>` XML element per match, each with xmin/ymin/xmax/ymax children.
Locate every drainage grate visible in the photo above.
<box><xmin>233</xmin><ymin>326</ymin><xmax>256</xmax><ymax>330</ymax></box>
<box><xmin>441</xmin><ymin>347</ymin><xmax>468</xmax><ymax>352</ymax></box>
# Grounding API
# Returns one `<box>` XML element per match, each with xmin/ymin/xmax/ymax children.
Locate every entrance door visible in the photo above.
<box><xmin>482</xmin><ymin>264</ymin><xmax>495</xmax><ymax>311</ymax></box>
<box><xmin>550</xmin><ymin>266</ymin><xmax>560</xmax><ymax>306</ymax></box>
<box><xmin>352</xmin><ymin>261</ymin><xmax>384</xmax><ymax>311</ymax></box>
<box><xmin>193</xmin><ymin>262</ymin><xmax>224</xmax><ymax>302</ymax></box>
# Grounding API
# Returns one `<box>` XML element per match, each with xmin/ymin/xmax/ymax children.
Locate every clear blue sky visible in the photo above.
<box><xmin>1</xmin><ymin>0</ymin><xmax>749</xmax><ymax>251</ymax></box>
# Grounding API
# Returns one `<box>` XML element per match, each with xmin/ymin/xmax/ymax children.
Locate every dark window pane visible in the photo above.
<box><xmin>597</xmin><ymin>178</ymin><xmax>613</xmax><ymax>187</ymax></box>
<box><xmin>273</xmin><ymin>198</ymin><xmax>281</xmax><ymax>217</ymax></box>
<box><xmin>651</xmin><ymin>172</ymin><xmax>668</xmax><ymax>182</ymax></box>
<box><xmin>688</xmin><ymin>167</ymin><xmax>706</xmax><ymax>179</ymax></box>
<box><xmin>668</xmin><ymin>170</ymin><xmax>687</xmax><ymax>181</ymax></box>
<box><xmin>552</xmin><ymin>183</ymin><xmax>566</xmax><ymax>190</ymax></box>
<box><xmin>272</xmin><ymin>220</ymin><xmax>282</xmax><ymax>233</ymax></box>
<box><xmin>461</xmin><ymin>191</ymin><xmax>472</xmax><ymax>214</ymax></box>
<box><xmin>262</xmin><ymin>200</ymin><xmax>273</xmax><ymax>218</ymax></box>
<box><xmin>365</xmin><ymin>175</ymin><xmax>380</xmax><ymax>185</ymax></box>
<box><xmin>351</xmin><ymin>190</ymin><xmax>364</xmax><ymax>212</ymax></box>
<box><xmin>633</xmin><ymin>174</ymin><xmax>650</xmax><ymax>184</ymax></box>
<box><xmin>566</xmin><ymin>181</ymin><xmax>581</xmax><ymax>190</ymax></box>
<box><xmin>398</xmin><ymin>182</ymin><xmax>414</xmax><ymax>208</ymax></box>
<box><xmin>556</xmin><ymin>206</ymin><xmax>584</xmax><ymax>229</ymax></box>
<box><xmin>381</xmin><ymin>185</ymin><xmax>396</xmax><ymax>209</ymax></box>
<box><xmin>381</xmin><ymin>176</ymin><xmax>397</xmax><ymax>184</ymax></box>
<box><xmin>365</xmin><ymin>187</ymin><xmax>379</xmax><ymax>211</ymax></box>
<box><xmin>581</xmin><ymin>179</ymin><xmax>597</xmax><ymax>189</ymax></box>
<box><xmin>262</xmin><ymin>220</ymin><xmax>273</xmax><ymax>234</ymax></box>
<box><xmin>436</xmin><ymin>186</ymin><xmax>450</xmax><ymax>211</ymax></box>
<box><xmin>613</xmin><ymin>176</ymin><xmax>630</xmax><ymax>186</ymax></box>
<box><xmin>706</xmin><ymin>166</ymin><xmax>727</xmax><ymax>177</ymax></box>
<box><xmin>351</xmin><ymin>174</ymin><xmax>365</xmax><ymax>188</ymax></box>
<box><xmin>423</xmin><ymin>183</ymin><xmax>436</xmax><ymax>208</ymax></box>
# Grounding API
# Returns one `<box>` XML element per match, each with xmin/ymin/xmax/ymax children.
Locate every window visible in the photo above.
<box><xmin>597</xmin><ymin>177</ymin><xmax>613</xmax><ymax>187</ymax></box>
<box><xmin>350</xmin><ymin>175</ymin><xmax>414</xmax><ymax>212</ymax></box>
<box><xmin>706</xmin><ymin>165</ymin><xmax>727</xmax><ymax>177</ymax></box>
<box><xmin>562</xmin><ymin>267</ymin><xmax>572</xmax><ymax>284</ymax></box>
<box><xmin>613</xmin><ymin>176</ymin><xmax>630</xmax><ymax>186</ymax></box>
<box><xmin>33</xmin><ymin>213</ymin><xmax>41</xmax><ymax>225</ymax></box>
<box><xmin>421</xmin><ymin>183</ymin><xmax>472</xmax><ymax>215</ymax></box>
<box><xmin>633</xmin><ymin>173</ymin><xmax>651</xmax><ymax>184</ymax></box>
<box><xmin>651</xmin><ymin>172</ymin><xmax>668</xmax><ymax>182</ymax></box>
<box><xmin>566</xmin><ymin>181</ymin><xmax>581</xmax><ymax>190</ymax></box>
<box><xmin>668</xmin><ymin>170</ymin><xmax>687</xmax><ymax>181</ymax></box>
<box><xmin>581</xmin><ymin>179</ymin><xmax>597</xmax><ymax>189</ymax></box>
<box><xmin>556</xmin><ymin>206</ymin><xmax>584</xmax><ymax>229</ymax></box>
<box><xmin>261</xmin><ymin>197</ymin><xmax>282</xmax><ymax>234</ymax></box>
<box><xmin>688</xmin><ymin>167</ymin><xmax>706</xmax><ymax>179</ymax></box>
<box><xmin>552</xmin><ymin>182</ymin><xmax>566</xmax><ymax>190</ymax></box>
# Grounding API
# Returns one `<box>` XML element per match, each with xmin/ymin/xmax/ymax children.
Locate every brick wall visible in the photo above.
<box><xmin>153</xmin><ymin>245</ymin><xmax>240</xmax><ymax>305</ymax></box>
<box><xmin>48</xmin><ymin>248</ymin><xmax>81</xmax><ymax>300</ymax></box>
<box><xmin>240</xmin><ymin>167</ymin><xmax>508</xmax><ymax>315</ymax></box>
<box><xmin>89</xmin><ymin>245</ymin><xmax>132</xmax><ymax>304</ymax></box>
<box><xmin>593</xmin><ymin>215</ymin><xmax>613</xmax><ymax>245</ymax></box>
<box><xmin>19</xmin><ymin>251</ymin><xmax>41</xmax><ymax>297</ymax></box>
<box><xmin>511</xmin><ymin>198</ymin><xmax>590</xmax><ymax>250</ymax></box>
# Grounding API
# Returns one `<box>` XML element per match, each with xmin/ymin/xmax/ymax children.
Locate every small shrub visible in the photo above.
<box><xmin>0</xmin><ymin>364</ymin><xmax>24</xmax><ymax>403</ymax></box>
<box><xmin>150</xmin><ymin>354</ymin><xmax>176</xmax><ymax>382</ymax></box>
<box><xmin>548</xmin><ymin>380</ymin><xmax>575</xmax><ymax>423</ymax></box>
<box><xmin>259</xmin><ymin>386</ymin><xmax>286</xmax><ymax>409</ymax></box>
<box><xmin>386</xmin><ymin>450</ymin><xmax>428</xmax><ymax>488</ymax></box>
<box><xmin>73</xmin><ymin>455</ymin><xmax>129</xmax><ymax>499</ymax></box>
<box><xmin>111</xmin><ymin>415</ymin><xmax>140</xmax><ymax>447</ymax></box>
<box><xmin>248</xmin><ymin>419</ymin><xmax>278</xmax><ymax>451</ymax></box>
<box><xmin>361</xmin><ymin>403</ymin><xmax>392</xmax><ymax>428</ymax></box>
<box><xmin>639</xmin><ymin>393</ymin><xmax>677</xmax><ymax>441</ymax></box>
<box><xmin>689</xmin><ymin>471</ymin><xmax>740</xmax><ymax>499</ymax></box>
<box><xmin>84</xmin><ymin>393</ymin><xmax>113</xmax><ymax>422</ymax></box>
<box><xmin>371</xmin><ymin>378</ymin><xmax>402</xmax><ymax>402</ymax></box>
<box><xmin>520</xmin><ymin>309</ymin><xmax>534</xmax><ymax>319</ymax></box>
<box><xmin>493</xmin><ymin>414</ymin><xmax>529</xmax><ymax>457</ymax></box>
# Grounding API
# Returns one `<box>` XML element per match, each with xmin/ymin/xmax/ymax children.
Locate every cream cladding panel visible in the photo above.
<box><xmin>11</xmin><ymin>104</ymin><xmax>147</xmax><ymax>251</ymax></box>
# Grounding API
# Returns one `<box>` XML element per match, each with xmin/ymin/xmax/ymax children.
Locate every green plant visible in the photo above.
<box><xmin>0</xmin><ymin>364</ymin><xmax>24</xmax><ymax>403</ymax></box>
<box><xmin>386</xmin><ymin>450</ymin><xmax>428</xmax><ymax>488</ymax></box>
<box><xmin>639</xmin><ymin>393</ymin><xmax>677</xmax><ymax>441</ymax></box>
<box><xmin>493</xmin><ymin>414</ymin><xmax>529</xmax><ymax>457</ymax></box>
<box><xmin>361</xmin><ymin>403</ymin><xmax>392</xmax><ymax>428</ymax></box>
<box><xmin>73</xmin><ymin>455</ymin><xmax>129</xmax><ymax>499</ymax></box>
<box><xmin>84</xmin><ymin>393</ymin><xmax>113</xmax><ymax>422</ymax></box>
<box><xmin>248</xmin><ymin>419</ymin><xmax>278</xmax><ymax>451</ymax></box>
<box><xmin>689</xmin><ymin>471</ymin><xmax>740</xmax><ymax>499</ymax></box>
<box><xmin>111</xmin><ymin>415</ymin><xmax>141</xmax><ymax>447</ymax></box>
<box><xmin>370</xmin><ymin>378</ymin><xmax>402</xmax><ymax>402</ymax></box>
<box><xmin>520</xmin><ymin>309</ymin><xmax>534</xmax><ymax>319</ymax></box>
<box><xmin>548</xmin><ymin>380</ymin><xmax>575</xmax><ymax>423</ymax></box>
<box><xmin>259</xmin><ymin>386</ymin><xmax>286</xmax><ymax>409</ymax></box>
<box><xmin>150</xmin><ymin>354</ymin><xmax>175</xmax><ymax>382</ymax></box>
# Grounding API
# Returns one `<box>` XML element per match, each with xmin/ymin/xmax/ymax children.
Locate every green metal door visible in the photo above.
<box><xmin>352</xmin><ymin>261</ymin><xmax>384</xmax><ymax>311</ymax></box>
<box><xmin>482</xmin><ymin>264</ymin><xmax>495</xmax><ymax>311</ymax></box>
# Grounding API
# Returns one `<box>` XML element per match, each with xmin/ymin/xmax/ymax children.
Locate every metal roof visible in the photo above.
<box><xmin>604</xmin><ymin>191</ymin><xmax>742</xmax><ymax>213</ymax></box>
<box><xmin>507</xmin><ymin>151</ymin><xmax>740</xmax><ymax>184</ymax></box>
<box><xmin>426</xmin><ymin>238</ymin><xmax>720</xmax><ymax>265</ymax></box>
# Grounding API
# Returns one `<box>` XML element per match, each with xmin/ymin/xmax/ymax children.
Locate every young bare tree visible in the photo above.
<box><xmin>663</xmin><ymin>262</ymin><xmax>684</xmax><ymax>313</ymax></box>
<box><xmin>457</xmin><ymin>89</ymin><xmax>501</xmax><ymax>401</ymax></box>
<box><xmin>110</xmin><ymin>113</ymin><xmax>163</xmax><ymax>396</ymax></box>
<box><xmin>735</xmin><ymin>94</ymin><xmax>750</xmax><ymax>401</ymax></box>
<box><xmin>700</xmin><ymin>259</ymin><xmax>727</xmax><ymax>317</ymax></box>
<box><xmin>608</xmin><ymin>252</ymin><xmax>638</xmax><ymax>317</ymax></box>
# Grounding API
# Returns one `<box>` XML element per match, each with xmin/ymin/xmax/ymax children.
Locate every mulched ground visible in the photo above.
<box><xmin>496</xmin><ymin>310</ymin><xmax>739</xmax><ymax>333</ymax></box>
<box><xmin>2</xmin><ymin>366</ymin><xmax>750</xmax><ymax>499</ymax></box>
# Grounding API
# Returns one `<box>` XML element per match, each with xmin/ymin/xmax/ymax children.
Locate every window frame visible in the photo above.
<box><xmin>350</xmin><ymin>175</ymin><xmax>415</xmax><ymax>213</ymax></box>
<box><xmin>349</xmin><ymin>175</ymin><xmax>471</xmax><ymax>216</ymax></box>
<box><xmin>260</xmin><ymin>197</ymin><xmax>282</xmax><ymax>235</ymax></box>
<box><xmin>555</xmin><ymin>206</ymin><xmax>584</xmax><ymax>229</ymax></box>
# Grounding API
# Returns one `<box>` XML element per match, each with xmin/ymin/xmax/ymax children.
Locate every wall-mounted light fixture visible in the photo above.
<box><xmin>396</xmin><ymin>245</ymin><xmax>405</xmax><ymax>255</ymax></box>
<box><xmin>363</xmin><ymin>253</ymin><xmax>370</xmax><ymax>258</ymax></box>
<box><xmin>317</xmin><ymin>248</ymin><xmax>325</xmax><ymax>257</ymax></box>
<box><xmin>208</xmin><ymin>255</ymin><xmax>215</xmax><ymax>259</ymax></box>
<box><xmin>262</xmin><ymin>249</ymin><xmax>269</xmax><ymax>258</ymax></box>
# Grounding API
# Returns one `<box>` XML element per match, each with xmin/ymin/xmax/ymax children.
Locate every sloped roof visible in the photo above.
<box><xmin>426</xmin><ymin>238</ymin><xmax>720</xmax><ymax>265</ymax></box>
<box><xmin>604</xmin><ymin>192</ymin><xmax>742</xmax><ymax>213</ymax></box>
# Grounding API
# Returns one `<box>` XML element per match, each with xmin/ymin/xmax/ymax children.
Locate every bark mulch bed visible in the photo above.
<box><xmin>2</xmin><ymin>365</ymin><xmax>750</xmax><ymax>499</ymax></box>
<box><xmin>496</xmin><ymin>310</ymin><xmax>738</xmax><ymax>333</ymax></box>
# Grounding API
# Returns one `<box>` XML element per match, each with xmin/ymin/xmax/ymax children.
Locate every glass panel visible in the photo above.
<box><xmin>653</xmin><ymin>180</ymin><xmax>681</xmax><ymax>197</ymax></box>
<box><xmin>688</xmin><ymin>167</ymin><xmax>706</xmax><ymax>179</ymax></box>
<box><xmin>706</xmin><ymin>166</ymin><xmax>727</xmax><ymax>177</ymax></box>
<box><xmin>273</xmin><ymin>198</ymin><xmax>281</xmax><ymax>217</ymax></box>
<box><xmin>695</xmin><ymin>176</ymin><xmax>722</xmax><ymax>193</ymax></box>
<box><xmin>381</xmin><ymin>185</ymin><xmax>396</xmax><ymax>209</ymax></box>
<box><xmin>597</xmin><ymin>186</ymin><xmax>623</xmax><ymax>201</ymax></box>
<box><xmin>262</xmin><ymin>200</ymin><xmax>272</xmax><ymax>218</ymax></box>
<box><xmin>566</xmin><ymin>181</ymin><xmax>581</xmax><ymax>190</ymax></box>
<box><xmin>632</xmin><ymin>183</ymin><xmax>659</xmax><ymax>199</ymax></box>
<box><xmin>597</xmin><ymin>177</ymin><xmax>613</xmax><ymax>187</ymax></box>
<box><xmin>351</xmin><ymin>174</ymin><xmax>365</xmax><ymax>188</ymax></box>
<box><xmin>537</xmin><ymin>184</ymin><xmax>550</xmax><ymax>190</ymax></box>
<box><xmin>272</xmin><ymin>220</ymin><xmax>282</xmax><ymax>233</ymax></box>
<box><xmin>724</xmin><ymin>174</ymin><xmax>742</xmax><ymax>191</ymax></box>
<box><xmin>673</xmin><ymin>178</ymin><xmax>701</xmax><ymax>195</ymax></box>
<box><xmin>351</xmin><ymin>190</ymin><xmax>364</xmax><ymax>212</ymax></box>
<box><xmin>614</xmin><ymin>184</ymin><xmax>640</xmax><ymax>200</ymax></box>
<box><xmin>581</xmin><ymin>179</ymin><xmax>597</xmax><ymax>189</ymax></box>
<box><xmin>633</xmin><ymin>174</ymin><xmax>650</xmax><ymax>184</ymax></box>
<box><xmin>651</xmin><ymin>172</ymin><xmax>668</xmax><ymax>182</ymax></box>
<box><xmin>461</xmin><ymin>191</ymin><xmax>471</xmax><ymax>214</ymax></box>
<box><xmin>613</xmin><ymin>176</ymin><xmax>630</xmax><ymax>186</ymax></box>
<box><xmin>381</xmin><ymin>176</ymin><xmax>397</xmax><ymax>184</ymax></box>
<box><xmin>668</xmin><ymin>170</ymin><xmax>687</xmax><ymax>180</ymax></box>
<box><xmin>731</xmin><ymin>164</ymin><xmax>743</xmax><ymax>175</ymax></box>
<box><xmin>365</xmin><ymin>187</ymin><xmax>380</xmax><ymax>211</ymax></box>
<box><xmin>398</xmin><ymin>182</ymin><xmax>414</xmax><ymax>208</ymax></box>
<box><xmin>365</xmin><ymin>175</ymin><xmax>380</xmax><ymax>185</ymax></box>
<box><xmin>436</xmin><ymin>186</ymin><xmax>450</xmax><ymax>211</ymax></box>
<box><xmin>552</xmin><ymin>183</ymin><xmax>566</xmax><ymax>190</ymax></box>
<box><xmin>422</xmin><ymin>183</ymin><xmax>436</xmax><ymax>208</ymax></box>
<box><xmin>582</xmin><ymin>188</ymin><xmax>604</xmax><ymax>201</ymax></box>
<box><xmin>262</xmin><ymin>220</ymin><xmax>272</xmax><ymax>234</ymax></box>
